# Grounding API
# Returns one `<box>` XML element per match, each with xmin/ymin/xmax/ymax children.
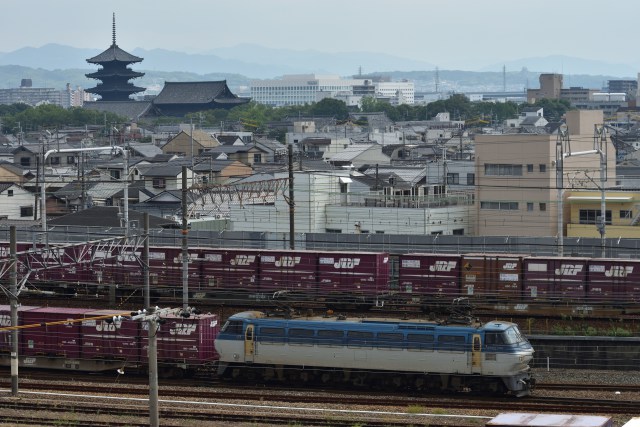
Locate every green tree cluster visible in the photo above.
<box><xmin>0</xmin><ymin>104</ymin><xmax>126</xmax><ymax>134</ymax></box>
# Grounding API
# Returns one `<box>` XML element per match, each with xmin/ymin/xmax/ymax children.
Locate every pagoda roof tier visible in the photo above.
<box><xmin>86</xmin><ymin>69</ymin><xmax>145</xmax><ymax>79</ymax></box>
<box><xmin>86</xmin><ymin>83</ymin><xmax>146</xmax><ymax>95</ymax></box>
<box><xmin>87</xmin><ymin>44</ymin><xmax>143</xmax><ymax>64</ymax></box>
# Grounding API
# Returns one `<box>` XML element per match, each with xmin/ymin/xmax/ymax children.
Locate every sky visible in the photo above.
<box><xmin>3</xmin><ymin>0</ymin><xmax>640</xmax><ymax>71</ymax></box>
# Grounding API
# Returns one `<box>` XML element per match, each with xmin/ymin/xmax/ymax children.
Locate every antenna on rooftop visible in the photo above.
<box><xmin>112</xmin><ymin>12</ymin><xmax>116</xmax><ymax>46</ymax></box>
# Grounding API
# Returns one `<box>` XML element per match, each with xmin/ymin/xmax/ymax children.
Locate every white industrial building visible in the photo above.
<box><xmin>250</xmin><ymin>74</ymin><xmax>414</xmax><ymax>107</ymax></box>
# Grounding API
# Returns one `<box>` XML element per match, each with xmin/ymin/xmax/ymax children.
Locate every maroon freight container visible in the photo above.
<box><xmin>199</xmin><ymin>248</ymin><xmax>260</xmax><ymax>296</ymax></box>
<box><xmin>587</xmin><ymin>258</ymin><xmax>640</xmax><ymax>303</ymax></box>
<box><xmin>258</xmin><ymin>250</ymin><xmax>318</xmax><ymax>294</ymax></box>
<box><xmin>142</xmin><ymin>313</ymin><xmax>220</xmax><ymax>365</ymax></box>
<box><xmin>316</xmin><ymin>251</ymin><xmax>389</xmax><ymax>300</ymax></box>
<box><xmin>461</xmin><ymin>254</ymin><xmax>524</xmax><ymax>299</ymax></box>
<box><xmin>398</xmin><ymin>253</ymin><xmax>461</xmax><ymax>299</ymax></box>
<box><xmin>0</xmin><ymin>305</ymin><xmax>39</xmax><ymax>355</ymax></box>
<box><xmin>523</xmin><ymin>257</ymin><xmax>588</xmax><ymax>300</ymax></box>
<box><xmin>81</xmin><ymin>309</ymin><xmax>141</xmax><ymax>362</ymax></box>
<box><xmin>21</xmin><ymin>307</ymin><xmax>91</xmax><ymax>358</ymax></box>
<box><xmin>460</xmin><ymin>254</ymin><xmax>490</xmax><ymax>297</ymax></box>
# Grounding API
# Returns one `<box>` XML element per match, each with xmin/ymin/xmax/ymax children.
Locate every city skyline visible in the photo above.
<box><xmin>2</xmin><ymin>0</ymin><xmax>640</xmax><ymax>73</ymax></box>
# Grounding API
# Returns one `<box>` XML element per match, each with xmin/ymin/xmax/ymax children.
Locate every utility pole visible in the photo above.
<box><xmin>10</xmin><ymin>226</ymin><xmax>18</xmax><ymax>396</ymax></box>
<box><xmin>287</xmin><ymin>145</ymin><xmax>295</xmax><ymax>250</ymax></box>
<box><xmin>143</xmin><ymin>213</ymin><xmax>150</xmax><ymax>309</ymax></box>
<box><xmin>181</xmin><ymin>166</ymin><xmax>189</xmax><ymax>311</ymax></box>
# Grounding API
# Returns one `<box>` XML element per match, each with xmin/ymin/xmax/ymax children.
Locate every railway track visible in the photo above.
<box><xmin>2</xmin><ymin>372</ymin><xmax>638</xmax><ymax>426</ymax></box>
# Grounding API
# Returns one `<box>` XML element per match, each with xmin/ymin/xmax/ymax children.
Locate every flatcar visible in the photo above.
<box><xmin>214</xmin><ymin>310</ymin><xmax>535</xmax><ymax>396</ymax></box>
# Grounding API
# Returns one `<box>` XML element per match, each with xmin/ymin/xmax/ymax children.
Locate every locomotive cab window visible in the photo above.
<box><xmin>484</xmin><ymin>332</ymin><xmax>506</xmax><ymax>346</ymax></box>
<box><xmin>221</xmin><ymin>320</ymin><xmax>244</xmax><ymax>335</ymax></box>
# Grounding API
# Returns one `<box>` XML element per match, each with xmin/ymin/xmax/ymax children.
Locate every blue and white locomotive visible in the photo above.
<box><xmin>215</xmin><ymin>311</ymin><xmax>535</xmax><ymax>396</ymax></box>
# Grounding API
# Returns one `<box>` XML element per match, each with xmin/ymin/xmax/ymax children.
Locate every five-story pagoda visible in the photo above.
<box><xmin>85</xmin><ymin>14</ymin><xmax>145</xmax><ymax>101</ymax></box>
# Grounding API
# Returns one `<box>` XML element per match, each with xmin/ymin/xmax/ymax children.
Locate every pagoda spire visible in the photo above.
<box><xmin>112</xmin><ymin>12</ymin><xmax>116</xmax><ymax>46</ymax></box>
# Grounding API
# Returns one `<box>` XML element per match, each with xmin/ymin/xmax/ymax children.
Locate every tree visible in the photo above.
<box><xmin>309</xmin><ymin>98</ymin><xmax>349</xmax><ymax>120</ymax></box>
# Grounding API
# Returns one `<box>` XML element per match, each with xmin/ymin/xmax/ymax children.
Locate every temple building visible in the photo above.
<box><xmin>151</xmin><ymin>81</ymin><xmax>250</xmax><ymax>116</ymax></box>
<box><xmin>85</xmin><ymin>14</ymin><xmax>145</xmax><ymax>101</ymax></box>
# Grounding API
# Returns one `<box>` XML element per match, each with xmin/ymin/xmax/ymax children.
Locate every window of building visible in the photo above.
<box><xmin>484</xmin><ymin>164</ymin><xmax>523</xmax><ymax>176</ymax></box>
<box><xmin>67</xmin><ymin>156</ymin><xmax>75</xmax><ymax>164</ymax></box>
<box><xmin>325</xmin><ymin>229</ymin><xmax>342</xmax><ymax>233</ymax></box>
<box><xmin>579</xmin><ymin>209</ymin><xmax>611</xmax><ymax>225</ymax></box>
<box><xmin>152</xmin><ymin>178</ymin><xmax>166</xmax><ymax>189</ymax></box>
<box><xmin>480</xmin><ymin>201</ymin><xmax>519</xmax><ymax>210</ymax></box>
<box><xmin>539</xmin><ymin>203</ymin><xmax>547</xmax><ymax>211</ymax></box>
<box><xmin>452</xmin><ymin>228</ymin><xmax>464</xmax><ymax>235</ymax></box>
<box><xmin>620</xmin><ymin>210</ymin><xmax>632</xmax><ymax>219</ymax></box>
<box><xmin>20</xmin><ymin>206</ymin><xmax>33</xmax><ymax>217</ymax></box>
<box><xmin>7</xmin><ymin>190</ymin><xmax>13</xmax><ymax>197</ymax></box>
<box><xmin>539</xmin><ymin>164</ymin><xmax>547</xmax><ymax>172</ymax></box>
<box><xmin>253</xmin><ymin>153</ymin><xmax>262</xmax><ymax>163</ymax></box>
<box><xmin>20</xmin><ymin>157</ymin><xmax>30</xmax><ymax>167</ymax></box>
<box><xmin>527</xmin><ymin>202</ymin><xmax>534</xmax><ymax>211</ymax></box>
<box><xmin>110</xmin><ymin>170</ymin><xmax>121</xmax><ymax>180</ymax></box>
<box><xmin>446</xmin><ymin>173</ymin><xmax>459</xmax><ymax>185</ymax></box>
<box><xmin>50</xmin><ymin>156</ymin><xmax>60</xmax><ymax>165</ymax></box>
<box><xmin>527</xmin><ymin>164</ymin><xmax>534</xmax><ymax>173</ymax></box>
<box><xmin>466</xmin><ymin>173</ymin><xmax>475</xmax><ymax>185</ymax></box>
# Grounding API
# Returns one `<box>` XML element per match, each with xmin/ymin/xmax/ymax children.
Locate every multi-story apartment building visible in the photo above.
<box><xmin>474</xmin><ymin>110</ymin><xmax>616</xmax><ymax>237</ymax></box>
<box><xmin>0</xmin><ymin>79</ymin><xmax>86</xmax><ymax>108</ymax></box>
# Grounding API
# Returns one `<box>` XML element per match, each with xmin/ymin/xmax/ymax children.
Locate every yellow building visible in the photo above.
<box><xmin>566</xmin><ymin>190</ymin><xmax>640</xmax><ymax>238</ymax></box>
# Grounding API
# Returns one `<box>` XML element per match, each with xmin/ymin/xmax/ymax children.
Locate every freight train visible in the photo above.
<box><xmin>3</xmin><ymin>243</ymin><xmax>640</xmax><ymax>312</ymax></box>
<box><xmin>0</xmin><ymin>305</ymin><xmax>219</xmax><ymax>377</ymax></box>
<box><xmin>0</xmin><ymin>305</ymin><xmax>536</xmax><ymax>397</ymax></box>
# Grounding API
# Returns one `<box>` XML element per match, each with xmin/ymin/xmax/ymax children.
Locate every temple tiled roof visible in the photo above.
<box><xmin>83</xmin><ymin>101</ymin><xmax>153</xmax><ymax>121</ymax></box>
<box><xmin>153</xmin><ymin>81</ymin><xmax>246</xmax><ymax>105</ymax></box>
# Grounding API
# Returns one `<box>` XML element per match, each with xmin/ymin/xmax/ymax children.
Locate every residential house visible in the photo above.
<box><xmin>254</xmin><ymin>137</ymin><xmax>287</xmax><ymax>163</ymax></box>
<box><xmin>326</xmin><ymin>144</ymin><xmax>391</xmax><ymax>169</ymax></box>
<box><xmin>0</xmin><ymin>161</ymin><xmax>34</xmax><ymax>184</ymax></box>
<box><xmin>192</xmin><ymin>159</ymin><xmax>252</xmax><ymax>185</ymax></box>
<box><xmin>0</xmin><ymin>183</ymin><xmax>36</xmax><ymax>220</ymax></box>
<box><xmin>161</xmin><ymin>129</ymin><xmax>220</xmax><ymax>156</ymax></box>
<box><xmin>202</xmin><ymin>145</ymin><xmax>268</xmax><ymax>167</ymax></box>
<box><xmin>140</xmin><ymin>164</ymin><xmax>194</xmax><ymax>195</ymax></box>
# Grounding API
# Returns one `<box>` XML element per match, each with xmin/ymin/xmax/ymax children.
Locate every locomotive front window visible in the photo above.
<box><xmin>503</xmin><ymin>327</ymin><xmax>526</xmax><ymax>344</ymax></box>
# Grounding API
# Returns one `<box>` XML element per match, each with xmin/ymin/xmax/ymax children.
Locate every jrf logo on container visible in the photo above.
<box><xmin>429</xmin><ymin>261</ymin><xmax>457</xmax><ymax>272</ymax></box>
<box><xmin>231</xmin><ymin>255</ymin><xmax>256</xmax><ymax>266</ymax></box>
<box><xmin>171</xmin><ymin>324</ymin><xmax>197</xmax><ymax>335</ymax></box>
<box><xmin>554</xmin><ymin>264</ymin><xmax>583</xmax><ymax>276</ymax></box>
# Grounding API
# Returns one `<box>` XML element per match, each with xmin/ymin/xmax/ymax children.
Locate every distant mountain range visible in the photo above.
<box><xmin>0</xmin><ymin>43</ymin><xmax>636</xmax><ymax>95</ymax></box>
